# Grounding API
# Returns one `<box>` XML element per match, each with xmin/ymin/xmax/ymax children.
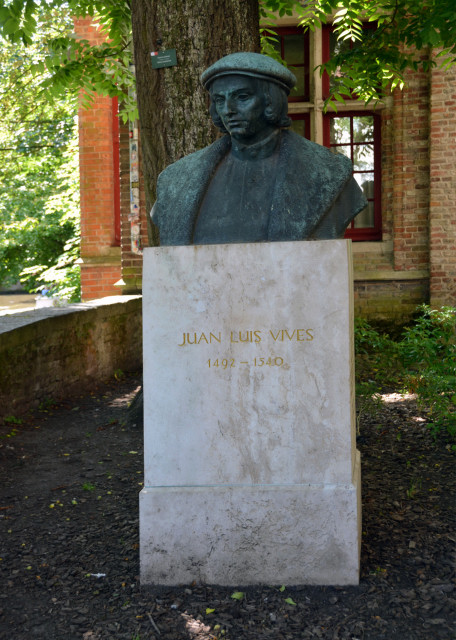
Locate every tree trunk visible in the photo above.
<box><xmin>130</xmin><ymin>0</ymin><xmax>260</xmax><ymax>245</ymax></box>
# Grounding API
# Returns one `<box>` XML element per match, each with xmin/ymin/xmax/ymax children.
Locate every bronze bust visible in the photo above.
<box><xmin>152</xmin><ymin>52</ymin><xmax>367</xmax><ymax>245</ymax></box>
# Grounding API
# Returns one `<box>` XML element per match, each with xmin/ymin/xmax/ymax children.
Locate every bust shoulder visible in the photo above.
<box><xmin>157</xmin><ymin>136</ymin><xmax>231</xmax><ymax>188</ymax></box>
<box><xmin>153</xmin><ymin>136</ymin><xmax>231</xmax><ymax>245</ymax></box>
<box><xmin>280</xmin><ymin>130</ymin><xmax>352</xmax><ymax>175</ymax></box>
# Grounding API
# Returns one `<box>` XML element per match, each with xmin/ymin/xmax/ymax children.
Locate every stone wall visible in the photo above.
<box><xmin>354</xmin><ymin>278</ymin><xmax>429</xmax><ymax>324</ymax></box>
<box><xmin>0</xmin><ymin>296</ymin><xmax>142</xmax><ymax>423</ymax></box>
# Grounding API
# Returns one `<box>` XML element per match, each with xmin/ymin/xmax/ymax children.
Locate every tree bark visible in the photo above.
<box><xmin>130</xmin><ymin>0</ymin><xmax>260</xmax><ymax>245</ymax></box>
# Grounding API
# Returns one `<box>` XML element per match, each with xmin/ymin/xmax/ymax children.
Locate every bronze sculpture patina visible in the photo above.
<box><xmin>152</xmin><ymin>52</ymin><xmax>367</xmax><ymax>245</ymax></box>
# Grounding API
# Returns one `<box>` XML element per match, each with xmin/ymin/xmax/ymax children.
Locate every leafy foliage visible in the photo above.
<box><xmin>17</xmin><ymin>136</ymin><xmax>81</xmax><ymax>301</ymax></box>
<box><xmin>260</xmin><ymin>0</ymin><xmax>456</xmax><ymax>107</ymax></box>
<box><xmin>1</xmin><ymin>1</ymin><xmax>455</xmax><ymax>116</ymax></box>
<box><xmin>0</xmin><ymin>0</ymin><xmax>136</xmax><ymax>121</ymax></box>
<box><xmin>355</xmin><ymin>306</ymin><xmax>456</xmax><ymax>438</ymax></box>
<box><xmin>0</xmin><ymin>7</ymin><xmax>80</xmax><ymax>300</ymax></box>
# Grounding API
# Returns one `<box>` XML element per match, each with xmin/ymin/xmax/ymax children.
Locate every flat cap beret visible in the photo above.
<box><xmin>201</xmin><ymin>52</ymin><xmax>296</xmax><ymax>94</ymax></box>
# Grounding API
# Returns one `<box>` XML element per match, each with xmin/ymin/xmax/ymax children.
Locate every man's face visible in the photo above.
<box><xmin>210</xmin><ymin>75</ymin><xmax>272</xmax><ymax>144</ymax></box>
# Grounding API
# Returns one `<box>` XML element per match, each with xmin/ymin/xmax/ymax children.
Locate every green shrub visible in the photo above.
<box><xmin>355</xmin><ymin>306</ymin><xmax>456</xmax><ymax>438</ymax></box>
<box><xmin>399</xmin><ymin>306</ymin><xmax>456</xmax><ymax>437</ymax></box>
<box><xmin>354</xmin><ymin>317</ymin><xmax>401</xmax><ymax>390</ymax></box>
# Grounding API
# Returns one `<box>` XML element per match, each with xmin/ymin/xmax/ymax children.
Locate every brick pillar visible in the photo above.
<box><xmin>75</xmin><ymin>17</ymin><xmax>122</xmax><ymax>300</ymax></box>
<box><xmin>429</xmin><ymin>58</ymin><xmax>456</xmax><ymax>306</ymax></box>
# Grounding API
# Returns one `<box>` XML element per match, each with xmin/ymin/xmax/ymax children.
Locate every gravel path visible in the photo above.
<box><xmin>0</xmin><ymin>372</ymin><xmax>454</xmax><ymax>639</ymax></box>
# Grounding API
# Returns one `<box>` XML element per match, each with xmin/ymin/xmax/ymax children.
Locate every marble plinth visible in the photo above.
<box><xmin>141</xmin><ymin>240</ymin><xmax>361</xmax><ymax>585</ymax></box>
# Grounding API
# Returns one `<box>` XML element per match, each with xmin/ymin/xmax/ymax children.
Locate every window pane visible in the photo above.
<box><xmin>283</xmin><ymin>35</ymin><xmax>305</xmax><ymax>64</ymax></box>
<box><xmin>329</xmin><ymin>117</ymin><xmax>351</xmax><ymax>144</ymax></box>
<box><xmin>353</xmin><ymin>116</ymin><xmax>374</xmax><ymax>142</ymax></box>
<box><xmin>328</xmin><ymin>31</ymin><xmax>351</xmax><ymax>95</ymax></box>
<box><xmin>353</xmin><ymin>144</ymin><xmax>374</xmax><ymax>171</ymax></box>
<box><xmin>273</xmin><ymin>29</ymin><xmax>309</xmax><ymax>100</ymax></box>
<box><xmin>331</xmin><ymin>144</ymin><xmax>351</xmax><ymax>160</ymax></box>
<box><xmin>329</xmin><ymin>73</ymin><xmax>345</xmax><ymax>96</ymax></box>
<box><xmin>272</xmin><ymin>37</ymin><xmax>282</xmax><ymax>57</ymax></box>
<box><xmin>354</xmin><ymin>173</ymin><xmax>375</xmax><ymax>198</ymax></box>
<box><xmin>289</xmin><ymin>66</ymin><xmax>305</xmax><ymax>97</ymax></box>
<box><xmin>290</xmin><ymin>118</ymin><xmax>307</xmax><ymax>138</ymax></box>
<box><xmin>323</xmin><ymin>109</ymin><xmax>381</xmax><ymax>239</ymax></box>
<box><xmin>354</xmin><ymin>201</ymin><xmax>375</xmax><ymax>228</ymax></box>
<box><xmin>329</xmin><ymin>29</ymin><xmax>351</xmax><ymax>57</ymax></box>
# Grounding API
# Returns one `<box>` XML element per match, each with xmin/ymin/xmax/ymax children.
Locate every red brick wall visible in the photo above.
<box><xmin>379</xmin><ymin>102</ymin><xmax>394</xmax><ymax>244</ymax></box>
<box><xmin>352</xmin><ymin>63</ymin><xmax>432</xmax><ymax>323</ymax></box>
<box><xmin>390</xmin><ymin>66</ymin><xmax>431</xmax><ymax>273</ymax></box>
<box><xmin>354</xmin><ymin>55</ymin><xmax>456</xmax><ymax>321</ymax></box>
<box><xmin>429</xmin><ymin>58</ymin><xmax>456</xmax><ymax>306</ymax></box>
<box><xmin>75</xmin><ymin>17</ymin><xmax>121</xmax><ymax>300</ymax></box>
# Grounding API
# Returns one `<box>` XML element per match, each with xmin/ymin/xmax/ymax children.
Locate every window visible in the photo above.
<box><xmin>275</xmin><ymin>25</ymin><xmax>382</xmax><ymax>241</ymax></box>
<box><xmin>272</xmin><ymin>27</ymin><xmax>310</xmax><ymax>102</ymax></box>
<box><xmin>323</xmin><ymin>113</ymin><xmax>381</xmax><ymax>239</ymax></box>
<box><xmin>322</xmin><ymin>23</ymin><xmax>376</xmax><ymax>99</ymax></box>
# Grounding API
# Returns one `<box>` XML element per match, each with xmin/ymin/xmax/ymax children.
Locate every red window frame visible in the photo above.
<box><xmin>273</xmin><ymin>27</ymin><xmax>310</xmax><ymax>102</ymax></box>
<box><xmin>323</xmin><ymin>112</ymin><xmax>382</xmax><ymax>241</ymax></box>
<box><xmin>322</xmin><ymin>23</ymin><xmax>377</xmax><ymax>100</ymax></box>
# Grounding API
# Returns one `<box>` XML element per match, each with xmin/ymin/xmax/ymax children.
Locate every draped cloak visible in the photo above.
<box><xmin>152</xmin><ymin>130</ymin><xmax>367</xmax><ymax>245</ymax></box>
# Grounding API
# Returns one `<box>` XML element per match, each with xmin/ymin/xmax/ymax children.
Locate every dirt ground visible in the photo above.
<box><xmin>0</xmin><ymin>371</ymin><xmax>454</xmax><ymax>640</ymax></box>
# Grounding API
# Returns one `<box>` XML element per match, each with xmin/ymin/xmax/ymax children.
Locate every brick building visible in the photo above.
<box><xmin>75</xmin><ymin>17</ymin><xmax>455</xmax><ymax>322</ymax></box>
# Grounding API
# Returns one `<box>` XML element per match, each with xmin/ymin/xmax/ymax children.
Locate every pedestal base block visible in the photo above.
<box><xmin>141</xmin><ymin>241</ymin><xmax>361</xmax><ymax>586</ymax></box>
<box><xmin>140</xmin><ymin>452</ymin><xmax>361</xmax><ymax>586</ymax></box>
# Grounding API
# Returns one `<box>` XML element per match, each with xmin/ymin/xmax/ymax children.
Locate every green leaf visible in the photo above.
<box><xmin>205</xmin><ymin>608</ymin><xmax>215</xmax><ymax>614</ymax></box>
<box><xmin>230</xmin><ymin>591</ymin><xmax>245</xmax><ymax>600</ymax></box>
<box><xmin>2</xmin><ymin>17</ymin><xmax>20</xmax><ymax>36</ymax></box>
<box><xmin>284</xmin><ymin>597</ymin><xmax>297</xmax><ymax>605</ymax></box>
<box><xmin>424</xmin><ymin>27</ymin><xmax>441</xmax><ymax>47</ymax></box>
<box><xmin>333</xmin><ymin>93</ymin><xmax>346</xmax><ymax>104</ymax></box>
<box><xmin>0</xmin><ymin>7</ymin><xmax>11</xmax><ymax>21</ymax></box>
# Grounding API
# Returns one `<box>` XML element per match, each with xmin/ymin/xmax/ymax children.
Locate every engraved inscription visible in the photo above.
<box><xmin>270</xmin><ymin>329</ymin><xmax>313</xmax><ymax>341</ymax></box>
<box><xmin>178</xmin><ymin>327</ymin><xmax>314</xmax><ymax>373</ymax></box>
<box><xmin>178</xmin><ymin>331</ymin><xmax>222</xmax><ymax>347</ymax></box>
<box><xmin>207</xmin><ymin>356</ymin><xmax>285</xmax><ymax>368</ymax></box>
<box><xmin>230</xmin><ymin>330</ymin><xmax>262</xmax><ymax>343</ymax></box>
<box><xmin>178</xmin><ymin>328</ymin><xmax>314</xmax><ymax>347</ymax></box>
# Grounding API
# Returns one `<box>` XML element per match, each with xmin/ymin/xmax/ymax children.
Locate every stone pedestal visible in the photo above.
<box><xmin>141</xmin><ymin>240</ymin><xmax>361</xmax><ymax>585</ymax></box>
